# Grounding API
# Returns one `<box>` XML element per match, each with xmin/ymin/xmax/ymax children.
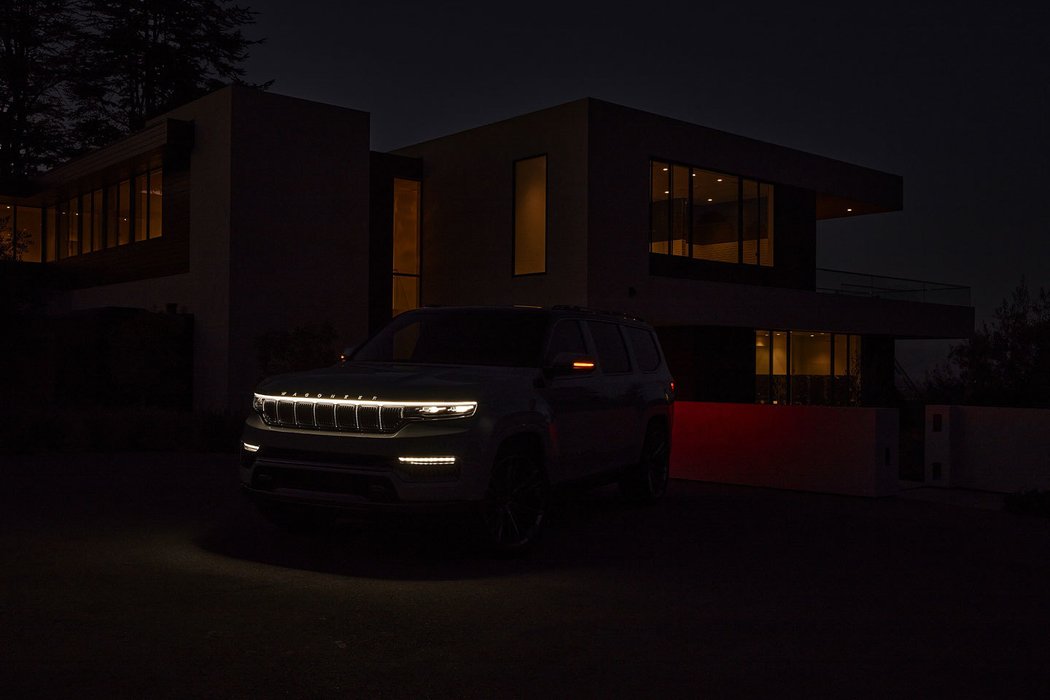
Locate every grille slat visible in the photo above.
<box><xmin>315</xmin><ymin>402</ymin><xmax>336</xmax><ymax>428</ymax></box>
<box><xmin>358</xmin><ymin>405</ymin><xmax>380</xmax><ymax>432</ymax></box>
<box><xmin>259</xmin><ymin>399</ymin><xmax>406</xmax><ymax>433</ymax></box>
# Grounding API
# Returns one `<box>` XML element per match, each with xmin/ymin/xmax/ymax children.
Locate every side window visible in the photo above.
<box><xmin>545</xmin><ymin>320</ymin><xmax>587</xmax><ymax>361</ymax></box>
<box><xmin>624</xmin><ymin>326</ymin><xmax>661</xmax><ymax>372</ymax></box>
<box><xmin>587</xmin><ymin>321</ymin><xmax>631</xmax><ymax>374</ymax></box>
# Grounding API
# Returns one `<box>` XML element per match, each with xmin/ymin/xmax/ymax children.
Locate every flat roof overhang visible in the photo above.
<box><xmin>644</xmin><ymin>278</ymin><xmax>974</xmax><ymax>339</ymax></box>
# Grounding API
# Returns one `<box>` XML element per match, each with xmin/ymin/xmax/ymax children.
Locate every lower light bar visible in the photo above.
<box><xmin>242</xmin><ymin>442</ymin><xmax>260</xmax><ymax>453</ymax></box>
<box><xmin>398</xmin><ymin>456</ymin><xmax>456</xmax><ymax>465</ymax></box>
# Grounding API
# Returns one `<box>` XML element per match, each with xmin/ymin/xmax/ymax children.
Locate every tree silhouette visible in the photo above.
<box><xmin>925</xmin><ymin>279</ymin><xmax>1050</xmax><ymax>408</ymax></box>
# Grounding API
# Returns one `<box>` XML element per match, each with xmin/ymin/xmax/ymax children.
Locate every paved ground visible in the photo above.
<box><xmin>3</xmin><ymin>452</ymin><xmax>1050</xmax><ymax>698</ymax></box>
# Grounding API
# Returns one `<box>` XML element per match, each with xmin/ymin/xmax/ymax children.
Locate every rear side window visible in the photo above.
<box><xmin>546</xmin><ymin>320</ymin><xmax>588</xmax><ymax>361</ymax></box>
<box><xmin>587</xmin><ymin>321</ymin><xmax>631</xmax><ymax>374</ymax></box>
<box><xmin>624</xmin><ymin>326</ymin><xmax>661</xmax><ymax>371</ymax></box>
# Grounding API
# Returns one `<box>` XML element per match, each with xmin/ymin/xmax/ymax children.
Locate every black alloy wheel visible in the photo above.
<box><xmin>482</xmin><ymin>452</ymin><xmax>548</xmax><ymax>551</ymax></box>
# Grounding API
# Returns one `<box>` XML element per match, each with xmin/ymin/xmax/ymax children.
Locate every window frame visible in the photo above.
<box><xmin>512</xmin><ymin>153</ymin><xmax>548</xmax><ymax>277</ymax></box>
<box><xmin>649</xmin><ymin>157</ymin><xmax>775</xmax><ymax>268</ymax></box>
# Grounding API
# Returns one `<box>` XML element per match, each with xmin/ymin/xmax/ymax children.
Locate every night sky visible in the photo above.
<box><xmin>242</xmin><ymin>1</ymin><xmax>1049</xmax><ymax>354</ymax></box>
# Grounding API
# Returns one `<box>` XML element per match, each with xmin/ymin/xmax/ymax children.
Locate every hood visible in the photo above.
<box><xmin>255</xmin><ymin>362</ymin><xmax>531</xmax><ymax>402</ymax></box>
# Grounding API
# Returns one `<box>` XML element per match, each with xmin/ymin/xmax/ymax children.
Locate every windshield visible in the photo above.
<box><xmin>353</xmin><ymin>309</ymin><xmax>550</xmax><ymax>367</ymax></box>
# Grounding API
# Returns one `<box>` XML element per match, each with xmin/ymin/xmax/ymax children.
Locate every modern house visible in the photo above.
<box><xmin>2</xmin><ymin>86</ymin><xmax>973</xmax><ymax>415</ymax></box>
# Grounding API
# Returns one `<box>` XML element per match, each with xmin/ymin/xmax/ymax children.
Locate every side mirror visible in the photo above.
<box><xmin>545</xmin><ymin>352</ymin><xmax>598</xmax><ymax>377</ymax></box>
<box><xmin>339</xmin><ymin>345</ymin><xmax>357</xmax><ymax>362</ymax></box>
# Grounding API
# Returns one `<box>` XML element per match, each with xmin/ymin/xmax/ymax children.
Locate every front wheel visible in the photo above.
<box><xmin>620</xmin><ymin>424</ymin><xmax>670</xmax><ymax>501</ymax></box>
<box><xmin>480</xmin><ymin>452</ymin><xmax>548</xmax><ymax>551</ymax></box>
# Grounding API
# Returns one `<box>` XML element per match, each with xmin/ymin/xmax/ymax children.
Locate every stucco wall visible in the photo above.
<box><xmin>925</xmin><ymin>405</ymin><xmax>1050</xmax><ymax>492</ymax></box>
<box><xmin>671</xmin><ymin>401</ymin><xmax>899</xmax><ymax>497</ymax></box>
<box><xmin>394</xmin><ymin>101</ymin><xmax>589</xmax><ymax>308</ymax></box>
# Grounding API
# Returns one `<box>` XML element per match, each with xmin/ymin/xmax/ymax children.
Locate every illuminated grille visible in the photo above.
<box><xmin>259</xmin><ymin>399</ymin><xmax>406</xmax><ymax>434</ymax></box>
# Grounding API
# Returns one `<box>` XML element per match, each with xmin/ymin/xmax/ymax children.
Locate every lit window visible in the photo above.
<box><xmin>755</xmin><ymin>330</ymin><xmax>860</xmax><ymax>406</ymax></box>
<box><xmin>651</xmin><ymin>160</ymin><xmax>773</xmax><ymax>267</ymax></box>
<box><xmin>392</xmin><ymin>178</ymin><xmax>421</xmax><ymax>316</ymax></box>
<box><xmin>514</xmin><ymin>155</ymin><xmax>546</xmax><ymax>275</ymax></box>
<box><xmin>148</xmin><ymin>169</ymin><xmax>163</xmax><ymax>238</ymax></box>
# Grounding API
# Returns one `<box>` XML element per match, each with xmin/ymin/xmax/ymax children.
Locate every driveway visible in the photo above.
<box><xmin>2</xmin><ymin>452</ymin><xmax>1050</xmax><ymax>698</ymax></box>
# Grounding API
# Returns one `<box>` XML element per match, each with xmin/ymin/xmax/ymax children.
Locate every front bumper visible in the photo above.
<box><xmin>240</xmin><ymin>413</ymin><xmax>493</xmax><ymax>508</ymax></box>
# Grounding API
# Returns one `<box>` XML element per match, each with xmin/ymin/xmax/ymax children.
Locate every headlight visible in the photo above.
<box><xmin>403</xmin><ymin>403</ymin><xmax>477</xmax><ymax>420</ymax></box>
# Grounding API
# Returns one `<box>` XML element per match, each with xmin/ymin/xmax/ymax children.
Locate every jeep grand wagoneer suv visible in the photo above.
<box><xmin>241</xmin><ymin>306</ymin><xmax>674</xmax><ymax>548</ymax></box>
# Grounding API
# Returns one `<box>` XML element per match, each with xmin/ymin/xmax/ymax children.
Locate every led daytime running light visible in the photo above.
<box><xmin>398</xmin><ymin>456</ymin><xmax>457</xmax><ymax>465</ymax></box>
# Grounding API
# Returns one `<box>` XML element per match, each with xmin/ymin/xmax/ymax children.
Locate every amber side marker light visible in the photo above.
<box><xmin>572</xmin><ymin>361</ymin><xmax>596</xmax><ymax>370</ymax></box>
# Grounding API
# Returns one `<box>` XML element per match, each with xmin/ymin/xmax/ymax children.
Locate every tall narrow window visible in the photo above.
<box><xmin>56</xmin><ymin>203</ymin><xmax>68</xmax><ymax>259</ymax></box>
<box><xmin>81</xmin><ymin>194</ymin><xmax>93</xmax><ymax>254</ymax></box>
<box><xmin>392</xmin><ymin>178</ymin><xmax>421</xmax><ymax>317</ymax></box>
<box><xmin>106</xmin><ymin>186</ymin><xmax>118</xmax><ymax>248</ymax></box>
<box><xmin>742</xmin><ymin>179</ymin><xmax>774</xmax><ymax>267</ymax></box>
<box><xmin>44</xmin><ymin>205</ymin><xmax>56</xmax><ymax>260</ymax></box>
<box><xmin>0</xmin><ymin>205</ymin><xmax>12</xmax><ymax>259</ymax></box>
<box><xmin>671</xmin><ymin>164</ymin><xmax>689</xmax><ymax>256</ymax></box>
<box><xmin>148</xmin><ymin>169</ymin><xmax>162</xmax><ymax>238</ymax></box>
<box><xmin>650</xmin><ymin>161</ymin><xmax>670</xmax><ymax>254</ymax></box>
<box><xmin>91</xmin><ymin>189</ymin><xmax>103</xmax><ymax>250</ymax></box>
<box><xmin>16</xmin><ymin>206</ymin><xmax>42</xmax><ymax>262</ymax></box>
<box><xmin>117</xmin><ymin>179</ymin><xmax>131</xmax><ymax>245</ymax></box>
<box><xmin>135</xmin><ymin>173</ymin><xmax>148</xmax><ymax>242</ymax></box>
<box><xmin>67</xmin><ymin>197</ymin><xmax>79</xmax><ymax>256</ymax></box>
<box><xmin>514</xmin><ymin>155</ymin><xmax>546</xmax><ymax>275</ymax></box>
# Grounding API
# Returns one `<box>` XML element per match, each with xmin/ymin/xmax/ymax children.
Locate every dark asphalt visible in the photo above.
<box><xmin>3</xmin><ymin>452</ymin><xmax>1050</xmax><ymax>698</ymax></box>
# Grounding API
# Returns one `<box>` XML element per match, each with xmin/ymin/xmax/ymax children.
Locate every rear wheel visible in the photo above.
<box><xmin>620</xmin><ymin>423</ymin><xmax>670</xmax><ymax>501</ymax></box>
<box><xmin>480</xmin><ymin>451</ymin><xmax>548</xmax><ymax>551</ymax></box>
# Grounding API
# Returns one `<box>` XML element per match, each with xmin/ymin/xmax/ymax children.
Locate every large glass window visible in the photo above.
<box><xmin>15</xmin><ymin>206</ymin><xmax>42</xmax><ymax>262</ymax></box>
<box><xmin>44</xmin><ymin>205</ymin><xmax>56</xmax><ymax>260</ymax></box>
<box><xmin>117</xmin><ymin>179</ymin><xmax>131</xmax><ymax>245</ymax></box>
<box><xmin>650</xmin><ymin>162</ymin><xmax>670</xmax><ymax>254</ymax></box>
<box><xmin>756</xmin><ymin>330</ymin><xmax>861</xmax><ymax>406</ymax></box>
<box><xmin>148</xmin><ymin>169</ymin><xmax>162</xmax><ymax>238</ymax></box>
<box><xmin>392</xmin><ymin>178</ymin><xmax>421</xmax><ymax>317</ymax></box>
<box><xmin>742</xmin><ymin>179</ymin><xmax>773</xmax><ymax>266</ymax></box>
<box><xmin>135</xmin><ymin>173</ymin><xmax>148</xmax><ymax>242</ymax></box>
<box><xmin>91</xmin><ymin>189</ymin><xmax>103</xmax><ymax>250</ymax></box>
<box><xmin>514</xmin><ymin>155</ymin><xmax>546</xmax><ymax>275</ymax></box>
<box><xmin>650</xmin><ymin>160</ymin><xmax>773</xmax><ymax>267</ymax></box>
<box><xmin>692</xmin><ymin>169</ymin><xmax>739</xmax><ymax>263</ymax></box>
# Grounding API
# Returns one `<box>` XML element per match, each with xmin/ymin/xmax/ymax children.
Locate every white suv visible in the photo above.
<box><xmin>241</xmin><ymin>306</ymin><xmax>675</xmax><ymax>548</ymax></box>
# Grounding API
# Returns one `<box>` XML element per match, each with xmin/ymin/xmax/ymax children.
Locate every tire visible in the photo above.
<box><xmin>620</xmin><ymin>424</ymin><xmax>670</xmax><ymax>502</ymax></box>
<box><xmin>480</xmin><ymin>451</ymin><xmax>548</xmax><ymax>551</ymax></box>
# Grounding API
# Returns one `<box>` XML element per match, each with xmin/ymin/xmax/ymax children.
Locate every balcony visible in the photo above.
<box><xmin>816</xmin><ymin>268</ymin><xmax>971</xmax><ymax>307</ymax></box>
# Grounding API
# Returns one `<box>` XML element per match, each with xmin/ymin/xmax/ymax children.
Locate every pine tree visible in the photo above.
<box><xmin>70</xmin><ymin>0</ymin><xmax>269</xmax><ymax>149</ymax></box>
<box><xmin>0</xmin><ymin>1</ymin><xmax>77</xmax><ymax>180</ymax></box>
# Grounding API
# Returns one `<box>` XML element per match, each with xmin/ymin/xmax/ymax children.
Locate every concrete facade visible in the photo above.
<box><xmin>9</xmin><ymin>89</ymin><xmax>974</xmax><ymax>414</ymax></box>
<box><xmin>32</xmin><ymin>87</ymin><xmax>371</xmax><ymax>411</ymax></box>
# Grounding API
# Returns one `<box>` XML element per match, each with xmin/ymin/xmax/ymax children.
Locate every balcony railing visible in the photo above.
<box><xmin>816</xmin><ymin>268</ymin><xmax>971</xmax><ymax>306</ymax></box>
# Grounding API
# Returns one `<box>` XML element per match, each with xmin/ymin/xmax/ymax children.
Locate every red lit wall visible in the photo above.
<box><xmin>670</xmin><ymin>401</ymin><xmax>899</xmax><ymax>497</ymax></box>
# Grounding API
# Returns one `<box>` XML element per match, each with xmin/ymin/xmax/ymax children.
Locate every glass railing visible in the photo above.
<box><xmin>815</xmin><ymin>268</ymin><xmax>971</xmax><ymax>306</ymax></box>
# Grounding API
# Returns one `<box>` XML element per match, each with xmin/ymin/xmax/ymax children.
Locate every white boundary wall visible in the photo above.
<box><xmin>925</xmin><ymin>405</ymin><xmax>1050</xmax><ymax>492</ymax></box>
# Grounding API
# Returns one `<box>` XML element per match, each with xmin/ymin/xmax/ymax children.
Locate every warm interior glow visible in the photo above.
<box><xmin>514</xmin><ymin>155</ymin><xmax>546</xmax><ymax>275</ymax></box>
<box><xmin>392</xmin><ymin>178</ymin><xmax>421</xmax><ymax>316</ymax></box>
